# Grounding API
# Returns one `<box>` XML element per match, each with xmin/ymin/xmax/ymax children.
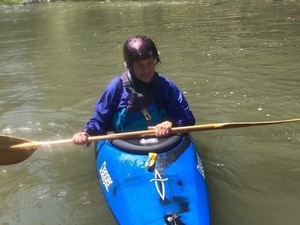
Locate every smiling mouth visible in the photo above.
<box><xmin>142</xmin><ymin>75</ymin><xmax>153</xmax><ymax>81</ymax></box>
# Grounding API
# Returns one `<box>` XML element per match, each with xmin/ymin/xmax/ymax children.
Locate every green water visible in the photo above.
<box><xmin>0</xmin><ymin>1</ymin><xmax>299</xmax><ymax>225</ymax></box>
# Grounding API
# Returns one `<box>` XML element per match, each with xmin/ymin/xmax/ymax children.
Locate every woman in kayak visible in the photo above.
<box><xmin>73</xmin><ymin>35</ymin><xmax>195</xmax><ymax>145</ymax></box>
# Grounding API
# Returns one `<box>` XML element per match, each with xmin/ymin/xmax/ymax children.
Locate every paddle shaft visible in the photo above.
<box><xmin>10</xmin><ymin>117</ymin><xmax>300</xmax><ymax>148</ymax></box>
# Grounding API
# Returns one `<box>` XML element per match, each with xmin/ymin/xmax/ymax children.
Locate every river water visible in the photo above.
<box><xmin>0</xmin><ymin>1</ymin><xmax>299</xmax><ymax>225</ymax></box>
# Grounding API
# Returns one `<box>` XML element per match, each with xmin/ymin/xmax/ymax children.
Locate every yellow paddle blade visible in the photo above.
<box><xmin>0</xmin><ymin>135</ymin><xmax>37</xmax><ymax>165</ymax></box>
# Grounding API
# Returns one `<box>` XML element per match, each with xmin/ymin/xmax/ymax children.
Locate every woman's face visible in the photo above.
<box><xmin>132</xmin><ymin>57</ymin><xmax>156</xmax><ymax>83</ymax></box>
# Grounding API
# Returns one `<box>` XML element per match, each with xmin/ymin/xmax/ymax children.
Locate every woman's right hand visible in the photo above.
<box><xmin>73</xmin><ymin>132</ymin><xmax>89</xmax><ymax>145</ymax></box>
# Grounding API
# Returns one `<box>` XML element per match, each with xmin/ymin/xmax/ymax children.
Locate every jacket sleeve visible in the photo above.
<box><xmin>83</xmin><ymin>77</ymin><xmax>122</xmax><ymax>136</ymax></box>
<box><xmin>157</xmin><ymin>76</ymin><xmax>195</xmax><ymax>127</ymax></box>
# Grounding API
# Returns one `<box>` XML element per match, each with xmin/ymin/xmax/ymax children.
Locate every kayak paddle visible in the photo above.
<box><xmin>1</xmin><ymin>117</ymin><xmax>299</xmax><ymax>165</ymax></box>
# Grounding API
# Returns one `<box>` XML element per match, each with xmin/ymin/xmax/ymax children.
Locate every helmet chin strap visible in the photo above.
<box><xmin>128</xmin><ymin>70</ymin><xmax>155</xmax><ymax>85</ymax></box>
<box><xmin>127</xmin><ymin>70</ymin><xmax>134</xmax><ymax>82</ymax></box>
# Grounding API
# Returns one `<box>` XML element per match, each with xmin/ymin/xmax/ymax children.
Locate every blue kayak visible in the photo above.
<box><xmin>95</xmin><ymin>134</ymin><xmax>210</xmax><ymax>225</ymax></box>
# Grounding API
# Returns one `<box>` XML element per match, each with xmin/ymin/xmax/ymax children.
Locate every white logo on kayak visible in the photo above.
<box><xmin>196</xmin><ymin>154</ymin><xmax>205</xmax><ymax>178</ymax></box>
<box><xmin>99</xmin><ymin>161</ymin><xmax>113</xmax><ymax>192</ymax></box>
<box><xmin>149</xmin><ymin>169</ymin><xmax>168</xmax><ymax>200</ymax></box>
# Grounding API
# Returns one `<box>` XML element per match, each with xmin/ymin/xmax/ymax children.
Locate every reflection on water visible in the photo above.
<box><xmin>0</xmin><ymin>1</ymin><xmax>299</xmax><ymax>225</ymax></box>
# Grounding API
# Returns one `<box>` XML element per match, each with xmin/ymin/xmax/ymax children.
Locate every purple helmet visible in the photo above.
<box><xmin>123</xmin><ymin>35</ymin><xmax>161</xmax><ymax>69</ymax></box>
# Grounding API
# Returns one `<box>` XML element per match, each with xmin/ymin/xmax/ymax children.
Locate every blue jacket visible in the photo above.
<box><xmin>83</xmin><ymin>72</ymin><xmax>195</xmax><ymax>135</ymax></box>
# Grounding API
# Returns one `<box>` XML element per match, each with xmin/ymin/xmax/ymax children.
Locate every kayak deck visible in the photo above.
<box><xmin>95</xmin><ymin>135</ymin><xmax>210</xmax><ymax>225</ymax></box>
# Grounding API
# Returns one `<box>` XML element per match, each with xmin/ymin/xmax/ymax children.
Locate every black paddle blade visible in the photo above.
<box><xmin>0</xmin><ymin>135</ymin><xmax>37</xmax><ymax>165</ymax></box>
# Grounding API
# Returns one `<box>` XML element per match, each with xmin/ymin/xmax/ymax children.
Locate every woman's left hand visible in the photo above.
<box><xmin>148</xmin><ymin>121</ymin><xmax>173</xmax><ymax>137</ymax></box>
